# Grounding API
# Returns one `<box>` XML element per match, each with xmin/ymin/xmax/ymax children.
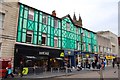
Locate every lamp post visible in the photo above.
<box><xmin>81</xmin><ymin>32</ymin><xmax>83</xmax><ymax>62</ymax></box>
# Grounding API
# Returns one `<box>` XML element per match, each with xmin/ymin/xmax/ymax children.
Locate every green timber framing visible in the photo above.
<box><xmin>16</xmin><ymin>3</ymin><xmax>98</xmax><ymax>57</ymax></box>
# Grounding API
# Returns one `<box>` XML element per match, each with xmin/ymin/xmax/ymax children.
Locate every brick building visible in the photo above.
<box><xmin>0</xmin><ymin>1</ymin><xmax>19</xmax><ymax>66</ymax></box>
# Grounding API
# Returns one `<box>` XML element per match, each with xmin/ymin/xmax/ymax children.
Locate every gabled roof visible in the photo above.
<box><xmin>61</xmin><ymin>14</ymin><xmax>76</xmax><ymax>26</ymax></box>
<box><xmin>18</xmin><ymin>2</ymin><xmax>96</xmax><ymax>34</ymax></box>
<box><xmin>61</xmin><ymin>14</ymin><xmax>96</xmax><ymax>34</ymax></box>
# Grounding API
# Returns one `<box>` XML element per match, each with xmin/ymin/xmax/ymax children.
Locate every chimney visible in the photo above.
<box><xmin>52</xmin><ymin>10</ymin><xmax>56</xmax><ymax>17</ymax></box>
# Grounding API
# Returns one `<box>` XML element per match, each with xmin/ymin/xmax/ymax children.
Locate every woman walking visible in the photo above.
<box><xmin>4</xmin><ymin>62</ymin><xmax>14</xmax><ymax>79</ymax></box>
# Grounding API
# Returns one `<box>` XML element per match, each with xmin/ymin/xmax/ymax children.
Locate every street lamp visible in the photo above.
<box><xmin>81</xmin><ymin>32</ymin><xmax>83</xmax><ymax>60</ymax></box>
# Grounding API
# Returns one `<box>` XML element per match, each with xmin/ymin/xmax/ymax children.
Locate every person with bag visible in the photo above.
<box><xmin>4</xmin><ymin>62</ymin><xmax>14</xmax><ymax>79</ymax></box>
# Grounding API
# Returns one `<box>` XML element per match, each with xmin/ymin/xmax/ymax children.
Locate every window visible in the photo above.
<box><xmin>42</xmin><ymin>14</ymin><xmax>47</xmax><ymax>24</ymax></box>
<box><xmin>76</xmin><ymin>41</ymin><xmax>79</xmax><ymax>50</ymax></box>
<box><xmin>88</xmin><ymin>44</ymin><xmax>91</xmax><ymax>52</ymax></box>
<box><xmin>26</xmin><ymin>31</ymin><xmax>33</xmax><ymax>43</ymax></box>
<box><xmin>83</xmin><ymin>43</ymin><xmax>86</xmax><ymax>51</ymax></box>
<box><xmin>54</xmin><ymin>37</ymin><xmax>58</xmax><ymax>47</ymax></box>
<box><xmin>88</xmin><ymin>32</ymin><xmax>90</xmax><ymax>38</ymax></box>
<box><xmin>0</xmin><ymin>12</ymin><xmax>5</xmax><ymax>29</ymax></box>
<box><xmin>42</xmin><ymin>34</ymin><xmax>47</xmax><ymax>45</ymax></box>
<box><xmin>54</xmin><ymin>18</ymin><xmax>58</xmax><ymax>28</ymax></box>
<box><xmin>28</xmin><ymin>9</ymin><xmax>34</xmax><ymax>20</ymax></box>
<box><xmin>76</xmin><ymin>28</ymin><xmax>78</xmax><ymax>34</ymax></box>
<box><xmin>66</xmin><ymin>22</ymin><xmax>70</xmax><ymax>31</ymax></box>
<box><xmin>0</xmin><ymin>43</ymin><xmax>1</xmax><ymax>50</ymax></box>
<box><xmin>94</xmin><ymin>46</ymin><xmax>96</xmax><ymax>52</ymax></box>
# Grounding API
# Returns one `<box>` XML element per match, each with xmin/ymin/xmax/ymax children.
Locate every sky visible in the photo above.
<box><xmin>19</xmin><ymin>0</ymin><xmax>119</xmax><ymax>36</ymax></box>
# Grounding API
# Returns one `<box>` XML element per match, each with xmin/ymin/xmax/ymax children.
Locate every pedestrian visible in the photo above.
<box><xmin>19</xmin><ymin>61</ymin><xmax>24</xmax><ymax>77</ymax></box>
<box><xmin>4</xmin><ymin>62</ymin><xmax>14</xmax><ymax>79</ymax></box>
<box><xmin>92</xmin><ymin>61</ymin><xmax>95</xmax><ymax>69</ymax></box>
<box><xmin>112</xmin><ymin>59</ymin><xmax>115</xmax><ymax>68</ymax></box>
<box><xmin>117</xmin><ymin>61</ymin><xmax>119</xmax><ymax>69</ymax></box>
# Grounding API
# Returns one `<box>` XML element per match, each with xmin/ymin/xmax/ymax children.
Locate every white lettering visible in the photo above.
<box><xmin>39</xmin><ymin>52</ymin><xmax>49</xmax><ymax>55</ymax></box>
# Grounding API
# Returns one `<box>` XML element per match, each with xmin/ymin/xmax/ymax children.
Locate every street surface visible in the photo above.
<box><xmin>55</xmin><ymin>66</ymin><xmax>119</xmax><ymax>79</ymax></box>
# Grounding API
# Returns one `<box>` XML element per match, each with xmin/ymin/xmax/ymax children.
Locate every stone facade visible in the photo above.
<box><xmin>0</xmin><ymin>1</ymin><xmax>19</xmax><ymax>64</ymax></box>
<box><xmin>97</xmin><ymin>34</ymin><xmax>111</xmax><ymax>55</ymax></box>
<box><xmin>97</xmin><ymin>31</ymin><xmax>118</xmax><ymax>55</ymax></box>
<box><xmin>118</xmin><ymin>37</ymin><xmax>120</xmax><ymax>57</ymax></box>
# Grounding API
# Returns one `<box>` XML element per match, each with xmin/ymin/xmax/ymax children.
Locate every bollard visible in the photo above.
<box><xmin>51</xmin><ymin>68</ymin><xmax>53</xmax><ymax>73</ymax></box>
<box><xmin>58</xmin><ymin>68</ymin><xmax>59</xmax><ymax>72</ymax></box>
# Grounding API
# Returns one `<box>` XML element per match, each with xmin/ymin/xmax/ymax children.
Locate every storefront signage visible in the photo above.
<box><xmin>39</xmin><ymin>52</ymin><xmax>49</xmax><ymax>55</ymax></box>
<box><xmin>60</xmin><ymin>52</ymin><xmax>64</xmax><ymax>57</ymax></box>
<box><xmin>26</xmin><ymin>56</ymin><xmax>36</xmax><ymax>59</ymax></box>
<box><xmin>22</xmin><ymin>67</ymin><xmax>28</xmax><ymax>75</ymax></box>
<box><xmin>64</xmin><ymin>50</ymin><xmax>74</xmax><ymax>56</ymax></box>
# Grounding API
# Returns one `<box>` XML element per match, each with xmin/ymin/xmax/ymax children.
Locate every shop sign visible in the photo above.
<box><xmin>26</xmin><ymin>56</ymin><xmax>36</xmax><ymax>59</ymax></box>
<box><xmin>106</xmin><ymin>56</ymin><xmax>115</xmax><ymax>60</ymax></box>
<box><xmin>22</xmin><ymin>67</ymin><xmax>28</xmax><ymax>75</ymax></box>
<box><xmin>39</xmin><ymin>52</ymin><xmax>49</xmax><ymax>55</ymax></box>
<box><xmin>60</xmin><ymin>52</ymin><xmax>64</xmax><ymax>57</ymax></box>
<box><xmin>64</xmin><ymin>50</ymin><xmax>74</xmax><ymax>56</ymax></box>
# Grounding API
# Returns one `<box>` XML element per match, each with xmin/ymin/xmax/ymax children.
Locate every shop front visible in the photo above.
<box><xmin>64</xmin><ymin>50</ymin><xmax>75</xmax><ymax>67</ymax></box>
<box><xmin>14</xmin><ymin>44</ymin><xmax>64</xmax><ymax>74</ymax></box>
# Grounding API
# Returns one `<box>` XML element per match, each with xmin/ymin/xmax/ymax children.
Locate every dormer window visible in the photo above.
<box><xmin>28</xmin><ymin>9</ymin><xmax>34</xmax><ymax>20</ymax></box>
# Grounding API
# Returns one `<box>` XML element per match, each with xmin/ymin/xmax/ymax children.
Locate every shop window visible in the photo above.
<box><xmin>42</xmin><ymin>14</ymin><xmax>48</xmax><ymax>24</ymax></box>
<box><xmin>42</xmin><ymin>34</ymin><xmax>47</xmax><ymax>45</ymax></box>
<box><xmin>26</xmin><ymin>31</ymin><xmax>33</xmax><ymax>43</ymax></box>
<box><xmin>54</xmin><ymin>37</ymin><xmax>58</xmax><ymax>47</ymax></box>
<box><xmin>54</xmin><ymin>18</ymin><xmax>58</xmax><ymax>28</ymax></box>
<box><xmin>0</xmin><ymin>12</ymin><xmax>5</xmax><ymax>29</ymax></box>
<box><xmin>66</xmin><ymin>22</ymin><xmax>70</xmax><ymax>31</ymax></box>
<box><xmin>28</xmin><ymin>9</ymin><xmax>34</xmax><ymax>20</ymax></box>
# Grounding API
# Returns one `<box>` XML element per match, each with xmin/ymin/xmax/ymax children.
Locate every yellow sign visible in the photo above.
<box><xmin>106</xmin><ymin>56</ymin><xmax>115</xmax><ymax>60</ymax></box>
<box><xmin>22</xmin><ymin>67</ymin><xmax>28</xmax><ymax>75</ymax></box>
<box><xmin>60</xmin><ymin>52</ymin><xmax>64</xmax><ymax>57</ymax></box>
<box><xmin>68</xmin><ymin>51</ymin><xmax>71</xmax><ymax>55</ymax></box>
<box><xmin>86</xmin><ymin>54</ymin><xmax>89</xmax><ymax>58</ymax></box>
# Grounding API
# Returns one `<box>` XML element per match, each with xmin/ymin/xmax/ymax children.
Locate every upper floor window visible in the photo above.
<box><xmin>88</xmin><ymin>44</ymin><xmax>91</xmax><ymax>52</ymax></box>
<box><xmin>54</xmin><ymin>37</ymin><xmax>58</xmax><ymax>48</ymax></box>
<box><xmin>54</xmin><ymin>18</ymin><xmax>58</xmax><ymax>28</ymax></box>
<box><xmin>0</xmin><ymin>12</ymin><xmax>5</xmax><ymax>29</ymax></box>
<box><xmin>88</xmin><ymin>32</ymin><xmax>90</xmax><ymax>38</ymax></box>
<box><xmin>66</xmin><ymin>22</ymin><xmax>70</xmax><ymax>31</ymax></box>
<box><xmin>83</xmin><ymin>43</ymin><xmax>86</xmax><ymax>51</ymax></box>
<box><xmin>42</xmin><ymin>14</ymin><xmax>48</xmax><ymax>24</ymax></box>
<box><xmin>28</xmin><ymin>9</ymin><xmax>34</xmax><ymax>20</ymax></box>
<box><xmin>76</xmin><ymin>41</ymin><xmax>79</xmax><ymax>50</ymax></box>
<box><xmin>76</xmin><ymin>28</ymin><xmax>78</xmax><ymax>34</ymax></box>
<box><xmin>42</xmin><ymin>34</ymin><xmax>47</xmax><ymax>45</ymax></box>
<box><xmin>26</xmin><ymin>31</ymin><xmax>33</xmax><ymax>43</ymax></box>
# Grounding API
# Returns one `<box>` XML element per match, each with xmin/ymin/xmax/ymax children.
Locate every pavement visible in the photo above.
<box><xmin>1</xmin><ymin>65</ymin><xmax>120</xmax><ymax>80</ymax></box>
